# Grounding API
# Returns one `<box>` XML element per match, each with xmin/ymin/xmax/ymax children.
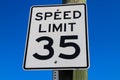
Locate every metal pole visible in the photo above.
<box><xmin>73</xmin><ymin>70</ymin><xmax>88</xmax><ymax>80</ymax></box>
<box><xmin>62</xmin><ymin>0</ymin><xmax>88</xmax><ymax>80</ymax></box>
<box><xmin>53</xmin><ymin>0</ymin><xmax>88</xmax><ymax>80</ymax></box>
<box><xmin>63</xmin><ymin>0</ymin><xmax>86</xmax><ymax>4</ymax></box>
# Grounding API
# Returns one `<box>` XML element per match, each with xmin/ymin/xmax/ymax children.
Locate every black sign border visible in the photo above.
<box><xmin>23</xmin><ymin>3</ymin><xmax>90</xmax><ymax>70</ymax></box>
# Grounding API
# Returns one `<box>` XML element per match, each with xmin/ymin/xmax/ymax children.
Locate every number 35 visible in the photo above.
<box><xmin>33</xmin><ymin>35</ymin><xmax>80</xmax><ymax>60</ymax></box>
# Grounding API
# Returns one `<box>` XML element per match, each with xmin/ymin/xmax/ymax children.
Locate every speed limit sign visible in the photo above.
<box><xmin>23</xmin><ymin>4</ymin><xmax>89</xmax><ymax>70</ymax></box>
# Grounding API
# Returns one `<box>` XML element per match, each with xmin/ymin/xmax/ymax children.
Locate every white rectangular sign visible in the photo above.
<box><xmin>23</xmin><ymin>4</ymin><xmax>89</xmax><ymax>70</ymax></box>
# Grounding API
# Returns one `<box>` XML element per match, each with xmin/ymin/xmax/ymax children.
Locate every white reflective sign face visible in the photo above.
<box><xmin>24</xmin><ymin>4</ymin><xmax>89</xmax><ymax>70</ymax></box>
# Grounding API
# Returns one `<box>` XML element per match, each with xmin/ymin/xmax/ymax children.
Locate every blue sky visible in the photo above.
<box><xmin>0</xmin><ymin>0</ymin><xmax>120</xmax><ymax>80</ymax></box>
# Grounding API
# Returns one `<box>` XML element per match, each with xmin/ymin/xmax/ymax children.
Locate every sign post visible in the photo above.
<box><xmin>53</xmin><ymin>0</ymin><xmax>88</xmax><ymax>80</ymax></box>
<box><xmin>23</xmin><ymin>0</ymin><xmax>89</xmax><ymax>80</ymax></box>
